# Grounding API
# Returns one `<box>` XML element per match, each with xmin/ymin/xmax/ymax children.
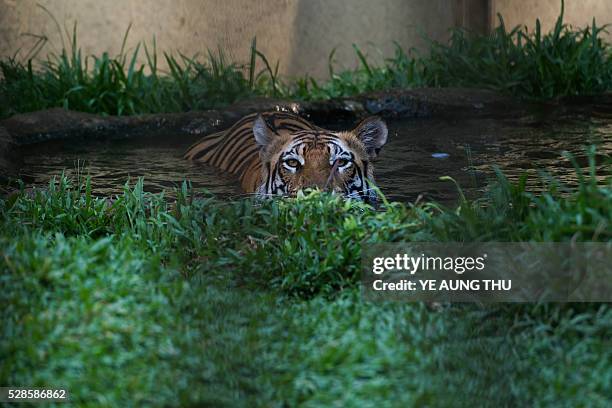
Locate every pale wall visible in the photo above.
<box><xmin>0</xmin><ymin>0</ymin><xmax>298</xmax><ymax>73</ymax></box>
<box><xmin>0</xmin><ymin>0</ymin><xmax>457</xmax><ymax>78</ymax></box>
<box><xmin>492</xmin><ymin>0</ymin><xmax>612</xmax><ymax>39</ymax></box>
<box><xmin>3</xmin><ymin>1</ymin><xmax>609</xmax><ymax>79</ymax></box>
<box><xmin>286</xmin><ymin>0</ymin><xmax>455</xmax><ymax>77</ymax></box>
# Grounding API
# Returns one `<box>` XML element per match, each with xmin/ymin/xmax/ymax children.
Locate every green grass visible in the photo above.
<box><xmin>1</xmin><ymin>151</ymin><xmax>610</xmax><ymax>406</ymax></box>
<box><xmin>285</xmin><ymin>43</ymin><xmax>426</xmax><ymax>101</ymax></box>
<box><xmin>1</xmin><ymin>1</ymin><xmax>611</xmax><ymax>119</ymax></box>
<box><xmin>423</xmin><ymin>1</ymin><xmax>612</xmax><ymax>99</ymax></box>
<box><xmin>0</xmin><ymin>26</ymin><xmax>263</xmax><ymax>118</ymax></box>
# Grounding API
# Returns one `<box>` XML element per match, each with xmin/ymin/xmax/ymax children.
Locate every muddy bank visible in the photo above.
<box><xmin>1</xmin><ymin>88</ymin><xmax>528</xmax><ymax>147</ymax></box>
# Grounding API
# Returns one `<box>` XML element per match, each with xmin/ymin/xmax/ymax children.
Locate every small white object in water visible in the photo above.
<box><xmin>431</xmin><ymin>153</ymin><xmax>449</xmax><ymax>159</ymax></box>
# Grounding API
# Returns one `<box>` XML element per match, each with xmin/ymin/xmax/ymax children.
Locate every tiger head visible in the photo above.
<box><xmin>253</xmin><ymin>115</ymin><xmax>388</xmax><ymax>204</ymax></box>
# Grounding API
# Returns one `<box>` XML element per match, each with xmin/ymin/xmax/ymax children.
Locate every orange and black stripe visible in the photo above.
<box><xmin>184</xmin><ymin>112</ymin><xmax>317</xmax><ymax>190</ymax></box>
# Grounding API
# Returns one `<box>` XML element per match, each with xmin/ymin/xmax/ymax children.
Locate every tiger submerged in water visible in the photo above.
<box><xmin>184</xmin><ymin>112</ymin><xmax>388</xmax><ymax>204</ymax></box>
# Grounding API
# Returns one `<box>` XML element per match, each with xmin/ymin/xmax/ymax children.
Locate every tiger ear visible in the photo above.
<box><xmin>253</xmin><ymin>114</ymin><xmax>274</xmax><ymax>149</ymax></box>
<box><xmin>353</xmin><ymin>116</ymin><xmax>388</xmax><ymax>158</ymax></box>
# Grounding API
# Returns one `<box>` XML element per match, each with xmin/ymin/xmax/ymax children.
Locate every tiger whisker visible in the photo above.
<box><xmin>324</xmin><ymin>160</ymin><xmax>341</xmax><ymax>191</ymax></box>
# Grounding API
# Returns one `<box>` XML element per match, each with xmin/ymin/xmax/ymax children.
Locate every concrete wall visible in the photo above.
<box><xmin>492</xmin><ymin>0</ymin><xmax>612</xmax><ymax>40</ymax></box>
<box><xmin>286</xmin><ymin>0</ymin><xmax>456</xmax><ymax>77</ymax></box>
<box><xmin>0</xmin><ymin>0</ymin><xmax>458</xmax><ymax>78</ymax></box>
<box><xmin>2</xmin><ymin>1</ymin><xmax>609</xmax><ymax>79</ymax></box>
<box><xmin>0</xmin><ymin>0</ymin><xmax>298</xmax><ymax>73</ymax></box>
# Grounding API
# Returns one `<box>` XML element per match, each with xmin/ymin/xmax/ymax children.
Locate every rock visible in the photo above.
<box><xmin>223</xmin><ymin>88</ymin><xmax>528</xmax><ymax>121</ymax></box>
<box><xmin>0</xmin><ymin>108</ymin><xmax>230</xmax><ymax>145</ymax></box>
<box><xmin>225</xmin><ymin>96</ymin><xmax>365</xmax><ymax>121</ymax></box>
<box><xmin>357</xmin><ymin>87</ymin><xmax>528</xmax><ymax>118</ymax></box>
<box><xmin>0</xmin><ymin>126</ymin><xmax>22</xmax><ymax>177</ymax></box>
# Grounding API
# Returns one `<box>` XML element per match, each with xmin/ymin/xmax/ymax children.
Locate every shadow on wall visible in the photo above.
<box><xmin>287</xmin><ymin>0</ymin><xmax>455</xmax><ymax>78</ymax></box>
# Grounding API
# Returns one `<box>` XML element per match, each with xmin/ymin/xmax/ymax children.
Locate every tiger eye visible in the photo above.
<box><xmin>336</xmin><ymin>158</ymin><xmax>350</xmax><ymax>167</ymax></box>
<box><xmin>285</xmin><ymin>159</ymin><xmax>300</xmax><ymax>168</ymax></box>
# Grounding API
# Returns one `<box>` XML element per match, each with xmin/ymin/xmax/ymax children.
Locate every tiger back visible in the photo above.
<box><xmin>184</xmin><ymin>112</ymin><xmax>318</xmax><ymax>192</ymax></box>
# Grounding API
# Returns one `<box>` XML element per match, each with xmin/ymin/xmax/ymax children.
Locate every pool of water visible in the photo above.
<box><xmin>15</xmin><ymin>112</ymin><xmax>612</xmax><ymax>205</ymax></box>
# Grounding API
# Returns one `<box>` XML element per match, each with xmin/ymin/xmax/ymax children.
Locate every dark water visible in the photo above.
<box><xmin>15</xmin><ymin>113</ymin><xmax>612</xmax><ymax>205</ymax></box>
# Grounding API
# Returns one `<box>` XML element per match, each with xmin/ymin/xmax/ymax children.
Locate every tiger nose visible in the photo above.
<box><xmin>303</xmin><ymin>173</ymin><xmax>332</xmax><ymax>191</ymax></box>
<box><xmin>305</xmin><ymin>168</ymin><xmax>335</xmax><ymax>191</ymax></box>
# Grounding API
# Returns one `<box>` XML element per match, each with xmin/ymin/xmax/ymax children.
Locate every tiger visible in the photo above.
<box><xmin>183</xmin><ymin>111</ymin><xmax>388</xmax><ymax>204</ymax></box>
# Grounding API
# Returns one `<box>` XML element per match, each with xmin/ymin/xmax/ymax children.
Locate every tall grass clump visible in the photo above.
<box><xmin>0</xmin><ymin>24</ymin><xmax>266</xmax><ymax>118</ymax></box>
<box><xmin>2</xmin><ymin>149</ymin><xmax>609</xmax><ymax>299</ymax></box>
<box><xmin>287</xmin><ymin>44</ymin><xmax>426</xmax><ymax>101</ymax></box>
<box><xmin>276</xmin><ymin>1</ymin><xmax>612</xmax><ymax>101</ymax></box>
<box><xmin>423</xmin><ymin>0</ymin><xmax>612</xmax><ymax>98</ymax></box>
<box><xmin>203</xmin><ymin>149</ymin><xmax>610</xmax><ymax>297</ymax></box>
